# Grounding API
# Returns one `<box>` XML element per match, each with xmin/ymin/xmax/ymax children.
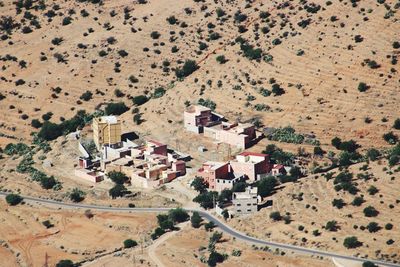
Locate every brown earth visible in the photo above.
<box><xmin>228</xmin><ymin>161</ymin><xmax>400</xmax><ymax>263</ymax></box>
<box><xmin>0</xmin><ymin>200</ymin><xmax>157</xmax><ymax>267</ymax></box>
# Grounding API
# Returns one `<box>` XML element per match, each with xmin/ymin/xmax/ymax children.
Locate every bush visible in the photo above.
<box><xmin>332</xmin><ymin>199</ymin><xmax>345</xmax><ymax>209</ymax></box>
<box><xmin>197</xmin><ymin>98</ymin><xmax>216</xmax><ymax>110</ymax></box>
<box><xmin>216</xmin><ymin>55</ymin><xmax>227</xmax><ymax>64</ymax></box>
<box><xmin>383</xmin><ymin>131</ymin><xmax>398</xmax><ymax>144</ymax></box>
<box><xmin>367</xmin><ymin>185</ymin><xmax>378</xmax><ymax>195</ymax></box>
<box><xmin>62</xmin><ymin>17</ymin><xmax>72</xmax><ymax>26</ymax></box>
<box><xmin>393</xmin><ymin>41</ymin><xmax>400</xmax><ymax>49</ymax></box>
<box><xmin>193</xmin><ymin>191</ymin><xmax>218</xmax><ymax>209</ymax></box>
<box><xmin>175</xmin><ymin>60</ymin><xmax>198</xmax><ymax>78</ymax></box>
<box><xmin>168</xmin><ymin>208</ymin><xmax>189</xmax><ymax>223</ymax></box>
<box><xmin>40</xmin><ymin>176</ymin><xmax>57</xmax><ymax>189</ymax></box>
<box><xmin>366</xmin><ymin>148</ymin><xmax>380</xmax><ymax>161</ymax></box>
<box><xmin>108</xmin><ymin>171</ymin><xmax>129</xmax><ymax>184</ymax></box>
<box><xmin>191</xmin><ymin>211</ymin><xmax>202</xmax><ymax>228</ymax></box>
<box><xmin>123</xmin><ymin>239</ymin><xmax>138</xmax><ymax>248</ymax></box>
<box><xmin>5</xmin><ymin>194</ymin><xmax>23</xmax><ymax>206</ymax></box>
<box><xmin>56</xmin><ymin>260</ymin><xmax>74</xmax><ymax>267</ymax></box>
<box><xmin>343</xmin><ymin>236</ymin><xmax>361</xmax><ymax>248</ymax></box>
<box><xmin>191</xmin><ymin>177</ymin><xmax>207</xmax><ymax>193</ymax></box>
<box><xmin>363</xmin><ymin>206</ymin><xmax>378</xmax><ymax>217</ymax></box>
<box><xmin>153</xmin><ymin>87</ymin><xmax>166</xmax><ymax>98</ymax></box>
<box><xmin>31</xmin><ymin>119</ymin><xmax>42</xmax><ymax>129</ymax></box>
<box><xmin>393</xmin><ymin>118</ymin><xmax>400</xmax><ymax>130</ymax></box>
<box><xmin>352</xmin><ymin>196</ymin><xmax>364</xmax><ymax>206</ymax></box>
<box><xmin>358</xmin><ymin>82</ymin><xmax>369</xmax><ymax>92</ymax></box>
<box><xmin>385</xmin><ymin>223</ymin><xmax>393</xmax><ymax>230</ymax></box>
<box><xmin>109</xmin><ymin>184</ymin><xmax>128</xmax><ymax>199</ymax></box>
<box><xmin>204</xmin><ymin>221</ymin><xmax>215</xmax><ymax>231</ymax></box>
<box><xmin>80</xmin><ymin>91</ymin><xmax>93</xmax><ymax>101</ymax></box>
<box><xmin>132</xmin><ymin>95</ymin><xmax>148</xmax><ymax>106</ymax></box>
<box><xmin>42</xmin><ymin>220</ymin><xmax>54</xmax><ymax>228</ymax></box>
<box><xmin>269</xmin><ymin>211</ymin><xmax>281</xmax><ymax>221</ymax></box>
<box><xmin>69</xmin><ymin>188</ymin><xmax>85</xmax><ymax>202</ymax></box>
<box><xmin>366</xmin><ymin>222</ymin><xmax>380</xmax><ymax>233</ymax></box>
<box><xmin>257</xmin><ymin>176</ymin><xmax>277</xmax><ymax>197</ymax></box>
<box><xmin>362</xmin><ymin>262</ymin><xmax>378</xmax><ymax>267</ymax></box>
<box><xmin>150</xmin><ymin>31</ymin><xmax>160</xmax><ymax>39</ymax></box>
<box><xmin>105</xmin><ymin>102</ymin><xmax>129</xmax><ymax>115</ymax></box>
<box><xmin>325</xmin><ymin>220</ymin><xmax>338</xmax><ymax>231</ymax></box>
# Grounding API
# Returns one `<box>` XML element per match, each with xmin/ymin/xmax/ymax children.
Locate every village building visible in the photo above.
<box><xmin>75</xmin><ymin>116</ymin><xmax>187</xmax><ymax>187</ymax></box>
<box><xmin>184</xmin><ymin>105</ymin><xmax>259</xmax><ymax>149</ymax></box>
<box><xmin>232</xmin><ymin>186</ymin><xmax>260</xmax><ymax>215</ymax></box>
<box><xmin>92</xmin><ymin>116</ymin><xmax>122</xmax><ymax>150</ymax></box>
<box><xmin>197</xmin><ymin>152</ymin><xmax>271</xmax><ymax>191</ymax></box>
<box><xmin>271</xmin><ymin>164</ymin><xmax>287</xmax><ymax>176</ymax></box>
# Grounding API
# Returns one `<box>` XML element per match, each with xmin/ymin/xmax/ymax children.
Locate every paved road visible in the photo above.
<box><xmin>1</xmin><ymin>192</ymin><xmax>398</xmax><ymax>267</ymax></box>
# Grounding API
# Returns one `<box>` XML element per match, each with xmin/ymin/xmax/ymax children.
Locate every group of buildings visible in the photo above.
<box><xmin>75</xmin><ymin>116</ymin><xmax>188</xmax><ymax>188</ymax></box>
<box><xmin>73</xmin><ymin>105</ymin><xmax>296</xmax><ymax>216</ymax></box>
<box><xmin>184</xmin><ymin>105</ymin><xmax>260</xmax><ymax>149</ymax></box>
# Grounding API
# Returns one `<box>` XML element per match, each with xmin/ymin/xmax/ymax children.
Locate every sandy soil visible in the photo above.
<box><xmin>0</xmin><ymin>0</ymin><xmax>398</xmax><ymax>151</ymax></box>
<box><xmin>0</xmin><ymin>200</ymin><xmax>157</xmax><ymax>267</ymax></box>
<box><xmin>228</xmin><ymin>161</ymin><xmax>400</xmax><ymax>263</ymax></box>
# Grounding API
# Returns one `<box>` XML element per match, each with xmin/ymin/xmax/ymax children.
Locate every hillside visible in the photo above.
<box><xmin>0</xmin><ymin>0</ymin><xmax>399</xmax><ymax>150</ymax></box>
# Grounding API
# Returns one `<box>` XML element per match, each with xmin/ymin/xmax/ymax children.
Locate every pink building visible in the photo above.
<box><xmin>197</xmin><ymin>152</ymin><xmax>271</xmax><ymax>191</ymax></box>
<box><xmin>197</xmin><ymin>161</ymin><xmax>230</xmax><ymax>190</ymax></box>
<box><xmin>184</xmin><ymin>105</ymin><xmax>214</xmax><ymax>133</ymax></box>
<box><xmin>271</xmin><ymin>164</ymin><xmax>286</xmax><ymax>176</ymax></box>
<box><xmin>229</xmin><ymin>152</ymin><xmax>271</xmax><ymax>182</ymax></box>
<box><xmin>184</xmin><ymin>105</ymin><xmax>257</xmax><ymax>149</ymax></box>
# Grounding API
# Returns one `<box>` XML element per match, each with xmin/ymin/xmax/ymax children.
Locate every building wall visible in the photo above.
<box><xmin>93</xmin><ymin>119</ymin><xmax>121</xmax><ymax>149</ymax></box>
<box><xmin>215</xmin><ymin>130</ymin><xmax>247</xmax><ymax>149</ymax></box>
<box><xmin>215</xmin><ymin>178</ymin><xmax>235</xmax><ymax>192</ymax></box>
<box><xmin>232</xmin><ymin>196</ymin><xmax>258</xmax><ymax>214</ymax></box>
<box><xmin>74</xmin><ymin>169</ymin><xmax>103</xmax><ymax>183</ymax></box>
<box><xmin>198</xmin><ymin>163</ymin><xmax>230</xmax><ymax>190</ymax></box>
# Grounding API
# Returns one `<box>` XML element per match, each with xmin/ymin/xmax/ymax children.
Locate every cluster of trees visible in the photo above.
<box><xmin>108</xmin><ymin>171</ymin><xmax>130</xmax><ymax>199</ymax></box>
<box><xmin>5</xmin><ymin>194</ymin><xmax>23</xmax><ymax>206</ymax></box>
<box><xmin>262</xmin><ymin>144</ymin><xmax>294</xmax><ymax>165</ymax></box>
<box><xmin>175</xmin><ymin>59</ymin><xmax>198</xmax><ymax>79</ymax></box>
<box><xmin>151</xmin><ymin>208</ymin><xmax>189</xmax><ymax>240</ymax></box>
<box><xmin>204</xmin><ymin>231</ymin><xmax>227</xmax><ymax>266</ymax></box>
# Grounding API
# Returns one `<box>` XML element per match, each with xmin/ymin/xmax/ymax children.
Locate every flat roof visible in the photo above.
<box><xmin>97</xmin><ymin>116</ymin><xmax>119</xmax><ymax>124</ymax></box>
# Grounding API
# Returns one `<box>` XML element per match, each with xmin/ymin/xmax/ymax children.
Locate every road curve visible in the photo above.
<box><xmin>1</xmin><ymin>192</ymin><xmax>398</xmax><ymax>267</ymax></box>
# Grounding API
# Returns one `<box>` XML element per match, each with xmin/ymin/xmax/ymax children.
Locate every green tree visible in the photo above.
<box><xmin>269</xmin><ymin>211</ymin><xmax>281</xmax><ymax>221</ymax></box>
<box><xmin>362</xmin><ymin>261</ymin><xmax>378</xmax><ymax>267</ymax></box>
<box><xmin>367</xmin><ymin>185</ymin><xmax>378</xmax><ymax>195</ymax></box>
<box><xmin>351</xmin><ymin>196</ymin><xmax>364</xmax><ymax>206</ymax></box>
<box><xmin>393</xmin><ymin>118</ymin><xmax>400</xmax><ymax>130</ymax></box>
<box><xmin>363</xmin><ymin>206</ymin><xmax>378</xmax><ymax>217</ymax></box>
<box><xmin>207</xmin><ymin>250</ymin><xmax>224</xmax><ymax>266</ymax></box>
<box><xmin>331</xmin><ymin>137</ymin><xmax>342</xmax><ymax>149</ymax></box>
<box><xmin>5</xmin><ymin>194</ymin><xmax>23</xmax><ymax>206</ymax></box>
<box><xmin>123</xmin><ymin>239</ymin><xmax>138</xmax><ymax>248</ymax></box>
<box><xmin>366</xmin><ymin>148</ymin><xmax>380</xmax><ymax>161</ymax></box>
<box><xmin>69</xmin><ymin>188</ymin><xmax>85</xmax><ymax>202</ymax></box>
<box><xmin>132</xmin><ymin>95</ymin><xmax>148</xmax><ymax>106</ymax></box>
<box><xmin>257</xmin><ymin>176</ymin><xmax>277</xmax><ymax>197</ymax></box>
<box><xmin>191</xmin><ymin>211</ymin><xmax>202</xmax><ymax>228</ymax></box>
<box><xmin>343</xmin><ymin>236</ymin><xmax>361</xmax><ymax>248</ymax></box>
<box><xmin>109</xmin><ymin>184</ymin><xmax>128</xmax><ymax>199</ymax></box>
<box><xmin>191</xmin><ymin>177</ymin><xmax>207</xmax><ymax>193</ymax></box>
<box><xmin>40</xmin><ymin>176</ymin><xmax>57</xmax><ymax>189</ymax></box>
<box><xmin>366</xmin><ymin>222</ymin><xmax>380</xmax><ymax>233</ymax></box>
<box><xmin>105</xmin><ymin>102</ymin><xmax>129</xmax><ymax>115</ymax></box>
<box><xmin>108</xmin><ymin>171</ymin><xmax>129</xmax><ymax>184</ymax></box>
<box><xmin>210</xmin><ymin>231</ymin><xmax>223</xmax><ymax>243</ymax></box>
<box><xmin>193</xmin><ymin>191</ymin><xmax>218</xmax><ymax>209</ymax></box>
<box><xmin>168</xmin><ymin>208</ymin><xmax>189</xmax><ymax>223</ymax></box>
<box><xmin>56</xmin><ymin>260</ymin><xmax>74</xmax><ymax>267</ymax></box>
<box><xmin>325</xmin><ymin>220</ymin><xmax>338</xmax><ymax>231</ymax></box>
<box><xmin>175</xmin><ymin>60</ymin><xmax>198</xmax><ymax>78</ymax></box>
<box><xmin>204</xmin><ymin>221</ymin><xmax>215</xmax><ymax>231</ymax></box>
<box><xmin>38</xmin><ymin>121</ymin><xmax>63</xmax><ymax>141</ymax></box>
<box><xmin>332</xmin><ymin>198</ymin><xmax>345</xmax><ymax>209</ymax></box>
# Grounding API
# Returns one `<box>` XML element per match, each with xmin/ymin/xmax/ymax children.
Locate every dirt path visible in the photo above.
<box><xmin>147</xmin><ymin>222</ymin><xmax>189</xmax><ymax>267</ymax></box>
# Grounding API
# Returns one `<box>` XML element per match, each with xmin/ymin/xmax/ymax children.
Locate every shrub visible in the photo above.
<box><xmin>168</xmin><ymin>208</ymin><xmax>189</xmax><ymax>223</ymax></box>
<box><xmin>198</xmin><ymin>98</ymin><xmax>216</xmax><ymax>110</ymax></box>
<box><xmin>332</xmin><ymin>199</ymin><xmax>345</xmax><ymax>209</ymax></box>
<box><xmin>42</xmin><ymin>220</ymin><xmax>54</xmax><ymax>228</ymax></box>
<box><xmin>366</xmin><ymin>148</ymin><xmax>380</xmax><ymax>161</ymax></box>
<box><xmin>132</xmin><ymin>95</ymin><xmax>148</xmax><ymax>106</ymax></box>
<box><xmin>216</xmin><ymin>55</ymin><xmax>227</xmax><ymax>64</ymax></box>
<box><xmin>80</xmin><ymin>91</ymin><xmax>93</xmax><ymax>101</ymax></box>
<box><xmin>153</xmin><ymin>87</ymin><xmax>166</xmax><ymax>98</ymax></box>
<box><xmin>269</xmin><ymin>211</ymin><xmax>281</xmax><ymax>221</ymax></box>
<box><xmin>362</xmin><ymin>261</ymin><xmax>378</xmax><ymax>267</ymax></box>
<box><xmin>118</xmin><ymin>50</ymin><xmax>128</xmax><ymax>57</ymax></box>
<box><xmin>191</xmin><ymin>211</ymin><xmax>202</xmax><ymax>228</ymax></box>
<box><xmin>325</xmin><ymin>220</ymin><xmax>338</xmax><ymax>231</ymax></box>
<box><xmin>385</xmin><ymin>223</ymin><xmax>393</xmax><ymax>230</ymax></box>
<box><xmin>166</xmin><ymin>16</ymin><xmax>177</xmax><ymax>25</ymax></box>
<box><xmin>257</xmin><ymin>176</ymin><xmax>277</xmax><ymax>197</ymax></box>
<box><xmin>343</xmin><ymin>236</ymin><xmax>361</xmax><ymax>248</ymax></box>
<box><xmin>191</xmin><ymin>177</ymin><xmax>207</xmax><ymax>193</ymax></box>
<box><xmin>51</xmin><ymin>37</ymin><xmax>63</xmax><ymax>45</ymax></box>
<box><xmin>31</xmin><ymin>119</ymin><xmax>42</xmax><ymax>129</ymax></box>
<box><xmin>109</xmin><ymin>184</ymin><xmax>128</xmax><ymax>199</ymax></box>
<box><xmin>123</xmin><ymin>239</ymin><xmax>138</xmax><ymax>248</ymax></box>
<box><xmin>352</xmin><ymin>196</ymin><xmax>364</xmax><ymax>206</ymax></box>
<box><xmin>62</xmin><ymin>17</ymin><xmax>72</xmax><ymax>26</ymax></box>
<box><xmin>383</xmin><ymin>131</ymin><xmax>398</xmax><ymax>144</ymax></box>
<box><xmin>5</xmin><ymin>194</ymin><xmax>23</xmax><ymax>206</ymax></box>
<box><xmin>150</xmin><ymin>31</ymin><xmax>160</xmax><ymax>39</ymax></box>
<box><xmin>358</xmin><ymin>82</ymin><xmax>369</xmax><ymax>92</ymax></box>
<box><xmin>367</xmin><ymin>185</ymin><xmax>378</xmax><ymax>195</ymax></box>
<box><xmin>363</xmin><ymin>206</ymin><xmax>378</xmax><ymax>217</ymax></box>
<box><xmin>393</xmin><ymin>118</ymin><xmax>400</xmax><ymax>130</ymax></box>
<box><xmin>108</xmin><ymin>171</ymin><xmax>129</xmax><ymax>184</ymax></box>
<box><xmin>204</xmin><ymin>221</ymin><xmax>215</xmax><ymax>231</ymax></box>
<box><xmin>105</xmin><ymin>102</ymin><xmax>129</xmax><ymax>115</ymax></box>
<box><xmin>40</xmin><ymin>176</ymin><xmax>57</xmax><ymax>189</ymax></box>
<box><xmin>366</xmin><ymin>222</ymin><xmax>380</xmax><ymax>233</ymax></box>
<box><xmin>393</xmin><ymin>41</ymin><xmax>400</xmax><ymax>49</ymax></box>
<box><xmin>175</xmin><ymin>60</ymin><xmax>198</xmax><ymax>78</ymax></box>
<box><xmin>56</xmin><ymin>260</ymin><xmax>74</xmax><ymax>267</ymax></box>
<box><xmin>69</xmin><ymin>188</ymin><xmax>85</xmax><ymax>202</ymax></box>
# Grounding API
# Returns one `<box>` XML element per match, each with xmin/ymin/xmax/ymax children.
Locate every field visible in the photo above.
<box><xmin>229</xmin><ymin>161</ymin><xmax>400</xmax><ymax>263</ymax></box>
<box><xmin>0</xmin><ymin>200</ymin><xmax>157</xmax><ymax>267</ymax></box>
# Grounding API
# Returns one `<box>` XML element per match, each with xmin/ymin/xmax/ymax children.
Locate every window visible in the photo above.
<box><xmin>247</xmin><ymin>203</ymin><xmax>251</xmax><ymax>206</ymax></box>
<box><xmin>237</xmin><ymin>209</ymin><xmax>241</xmax><ymax>212</ymax></box>
<box><xmin>237</xmin><ymin>204</ymin><xmax>241</xmax><ymax>206</ymax></box>
<box><xmin>247</xmin><ymin>209</ymin><xmax>251</xmax><ymax>212</ymax></box>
